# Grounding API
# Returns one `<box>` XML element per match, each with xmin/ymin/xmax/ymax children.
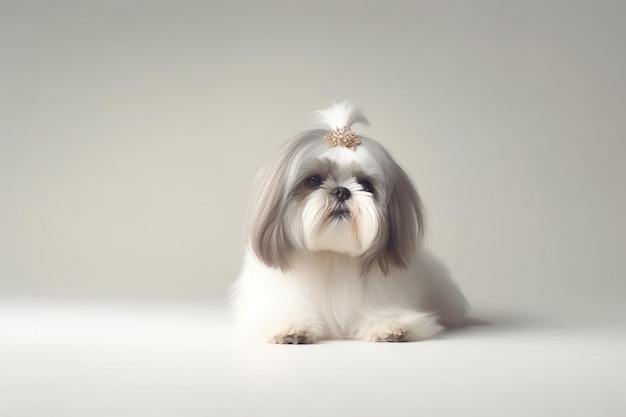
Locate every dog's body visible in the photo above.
<box><xmin>231</xmin><ymin>102</ymin><xmax>469</xmax><ymax>343</ymax></box>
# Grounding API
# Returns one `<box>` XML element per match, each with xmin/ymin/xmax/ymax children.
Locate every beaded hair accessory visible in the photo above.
<box><xmin>324</xmin><ymin>126</ymin><xmax>361</xmax><ymax>151</ymax></box>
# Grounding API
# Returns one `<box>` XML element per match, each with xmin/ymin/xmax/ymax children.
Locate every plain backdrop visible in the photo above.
<box><xmin>2</xmin><ymin>0</ymin><xmax>625</xmax><ymax>319</ymax></box>
<box><xmin>2</xmin><ymin>2</ymin><xmax>626</xmax><ymax>417</ymax></box>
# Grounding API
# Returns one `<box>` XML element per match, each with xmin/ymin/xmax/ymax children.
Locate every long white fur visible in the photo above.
<box><xmin>231</xmin><ymin>101</ymin><xmax>469</xmax><ymax>343</ymax></box>
<box><xmin>313</xmin><ymin>101</ymin><xmax>370</xmax><ymax>130</ymax></box>
<box><xmin>232</xmin><ymin>249</ymin><xmax>467</xmax><ymax>342</ymax></box>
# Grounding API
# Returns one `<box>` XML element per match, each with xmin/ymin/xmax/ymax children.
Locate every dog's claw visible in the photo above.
<box><xmin>280</xmin><ymin>334</ymin><xmax>309</xmax><ymax>344</ymax></box>
<box><xmin>379</xmin><ymin>331</ymin><xmax>407</xmax><ymax>343</ymax></box>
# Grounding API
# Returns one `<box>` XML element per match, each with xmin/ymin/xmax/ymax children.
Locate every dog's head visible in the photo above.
<box><xmin>247</xmin><ymin>102</ymin><xmax>424</xmax><ymax>274</ymax></box>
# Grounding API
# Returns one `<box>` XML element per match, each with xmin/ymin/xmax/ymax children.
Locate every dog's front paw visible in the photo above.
<box><xmin>269</xmin><ymin>325</ymin><xmax>320</xmax><ymax>345</ymax></box>
<box><xmin>360</xmin><ymin>321</ymin><xmax>409</xmax><ymax>343</ymax></box>
<box><xmin>274</xmin><ymin>332</ymin><xmax>312</xmax><ymax>345</ymax></box>
<box><xmin>355</xmin><ymin>312</ymin><xmax>443</xmax><ymax>342</ymax></box>
<box><xmin>378</xmin><ymin>328</ymin><xmax>408</xmax><ymax>343</ymax></box>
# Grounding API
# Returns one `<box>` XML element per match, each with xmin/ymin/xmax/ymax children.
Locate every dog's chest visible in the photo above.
<box><xmin>295</xmin><ymin>256</ymin><xmax>370</xmax><ymax>333</ymax></box>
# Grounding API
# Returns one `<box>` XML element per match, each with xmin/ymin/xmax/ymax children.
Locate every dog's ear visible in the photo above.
<box><xmin>247</xmin><ymin>150</ymin><xmax>295</xmax><ymax>271</ymax></box>
<box><xmin>376</xmin><ymin>163</ymin><xmax>425</xmax><ymax>274</ymax></box>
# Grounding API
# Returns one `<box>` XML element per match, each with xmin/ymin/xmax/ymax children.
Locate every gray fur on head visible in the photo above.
<box><xmin>247</xmin><ymin>128</ymin><xmax>424</xmax><ymax>275</ymax></box>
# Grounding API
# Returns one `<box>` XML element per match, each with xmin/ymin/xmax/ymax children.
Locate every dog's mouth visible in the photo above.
<box><xmin>329</xmin><ymin>209</ymin><xmax>351</xmax><ymax>220</ymax></box>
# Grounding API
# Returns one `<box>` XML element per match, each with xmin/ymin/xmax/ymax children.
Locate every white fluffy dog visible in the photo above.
<box><xmin>231</xmin><ymin>102</ymin><xmax>469</xmax><ymax>343</ymax></box>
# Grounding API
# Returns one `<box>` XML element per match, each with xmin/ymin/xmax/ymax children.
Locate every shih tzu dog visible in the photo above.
<box><xmin>231</xmin><ymin>102</ymin><xmax>469</xmax><ymax>343</ymax></box>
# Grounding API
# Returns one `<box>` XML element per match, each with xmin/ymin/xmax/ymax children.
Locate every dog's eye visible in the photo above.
<box><xmin>358</xmin><ymin>179</ymin><xmax>374</xmax><ymax>193</ymax></box>
<box><xmin>305</xmin><ymin>175</ymin><xmax>323</xmax><ymax>188</ymax></box>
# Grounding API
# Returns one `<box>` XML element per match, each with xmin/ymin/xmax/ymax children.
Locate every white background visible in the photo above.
<box><xmin>2</xmin><ymin>1</ymin><xmax>625</xmax><ymax>416</ymax></box>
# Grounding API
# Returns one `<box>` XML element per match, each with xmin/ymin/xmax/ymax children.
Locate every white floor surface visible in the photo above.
<box><xmin>1</xmin><ymin>301</ymin><xmax>624</xmax><ymax>417</ymax></box>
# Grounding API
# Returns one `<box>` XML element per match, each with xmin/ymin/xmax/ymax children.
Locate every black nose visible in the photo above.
<box><xmin>332</xmin><ymin>187</ymin><xmax>351</xmax><ymax>202</ymax></box>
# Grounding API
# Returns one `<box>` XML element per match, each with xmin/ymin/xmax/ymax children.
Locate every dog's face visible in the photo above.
<box><xmin>247</xmin><ymin>130</ymin><xmax>425</xmax><ymax>275</ymax></box>
<box><xmin>291</xmin><ymin>145</ymin><xmax>385</xmax><ymax>257</ymax></box>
